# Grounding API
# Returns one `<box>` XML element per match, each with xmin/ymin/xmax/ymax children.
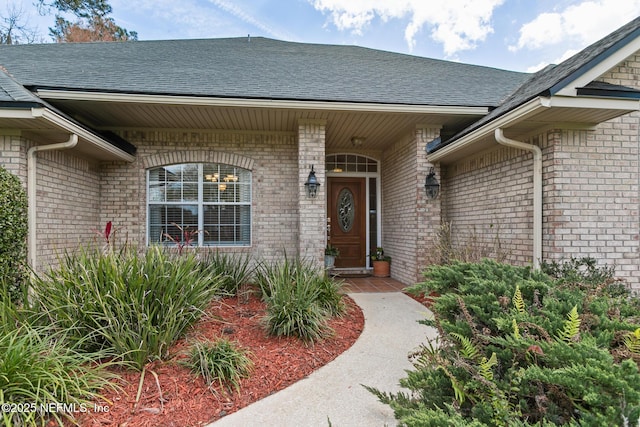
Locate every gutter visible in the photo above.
<box><xmin>35</xmin><ymin>89</ymin><xmax>489</xmax><ymax>116</ymax></box>
<box><xmin>31</xmin><ymin>108</ymin><xmax>136</xmax><ymax>161</ymax></box>
<box><xmin>427</xmin><ymin>97</ymin><xmax>551</xmax><ymax>162</ymax></box>
<box><xmin>27</xmin><ymin>134</ymin><xmax>78</xmax><ymax>272</ymax></box>
<box><xmin>494</xmin><ymin>128</ymin><xmax>542</xmax><ymax>269</ymax></box>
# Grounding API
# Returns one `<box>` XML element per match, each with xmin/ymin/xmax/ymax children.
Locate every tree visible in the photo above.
<box><xmin>0</xmin><ymin>4</ymin><xmax>41</xmax><ymax>44</ymax></box>
<box><xmin>38</xmin><ymin>0</ymin><xmax>137</xmax><ymax>42</ymax></box>
<box><xmin>50</xmin><ymin>13</ymin><xmax>137</xmax><ymax>42</ymax></box>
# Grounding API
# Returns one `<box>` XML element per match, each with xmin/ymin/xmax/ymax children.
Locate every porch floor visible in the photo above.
<box><xmin>341</xmin><ymin>276</ymin><xmax>408</xmax><ymax>293</ymax></box>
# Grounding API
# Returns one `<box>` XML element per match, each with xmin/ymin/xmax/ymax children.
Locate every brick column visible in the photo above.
<box><xmin>298</xmin><ymin>120</ymin><xmax>326</xmax><ymax>266</ymax></box>
<box><xmin>416</xmin><ymin>126</ymin><xmax>442</xmax><ymax>279</ymax></box>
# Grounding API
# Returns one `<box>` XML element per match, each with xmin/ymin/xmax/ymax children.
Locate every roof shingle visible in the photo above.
<box><xmin>0</xmin><ymin>37</ymin><xmax>528</xmax><ymax>107</ymax></box>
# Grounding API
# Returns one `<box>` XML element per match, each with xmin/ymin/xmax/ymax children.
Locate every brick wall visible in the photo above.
<box><xmin>33</xmin><ymin>149</ymin><xmax>101</xmax><ymax>270</ymax></box>
<box><xmin>443</xmin><ymin>115</ymin><xmax>639</xmax><ymax>289</ymax></box>
<box><xmin>544</xmin><ymin>122</ymin><xmax>640</xmax><ymax>287</ymax></box>
<box><xmin>537</xmin><ymin>53</ymin><xmax>640</xmax><ymax>288</ymax></box>
<box><xmin>297</xmin><ymin>120</ymin><xmax>326</xmax><ymax>266</ymax></box>
<box><xmin>0</xmin><ymin>135</ymin><xmax>27</xmax><ymax>181</ymax></box>
<box><xmin>2</xmin><ymin>135</ymin><xmax>101</xmax><ymax>271</ymax></box>
<box><xmin>442</xmin><ymin>137</ymin><xmax>544</xmax><ymax>266</ymax></box>
<box><xmin>382</xmin><ymin>127</ymin><xmax>440</xmax><ymax>285</ymax></box>
<box><xmin>100</xmin><ymin>130</ymin><xmax>300</xmax><ymax>262</ymax></box>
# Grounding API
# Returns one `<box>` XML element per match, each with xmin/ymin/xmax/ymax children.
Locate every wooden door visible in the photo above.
<box><xmin>327</xmin><ymin>177</ymin><xmax>366</xmax><ymax>268</ymax></box>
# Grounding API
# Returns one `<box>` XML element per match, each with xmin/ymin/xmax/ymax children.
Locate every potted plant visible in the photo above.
<box><xmin>371</xmin><ymin>247</ymin><xmax>391</xmax><ymax>277</ymax></box>
<box><xmin>324</xmin><ymin>244</ymin><xmax>340</xmax><ymax>269</ymax></box>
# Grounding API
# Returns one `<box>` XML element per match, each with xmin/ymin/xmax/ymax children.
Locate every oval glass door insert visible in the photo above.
<box><xmin>337</xmin><ymin>188</ymin><xmax>355</xmax><ymax>232</ymax></box>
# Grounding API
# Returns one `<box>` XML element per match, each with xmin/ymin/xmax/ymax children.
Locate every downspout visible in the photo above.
<box><xmin>494</xmin><ymin>128</ymin><xmax>542</xmax><ymax>269</ymax></box>
<box><xmin>27</xmin><ymin>134</ymin><xmax>78</xmax><ymax>272</ymax></box>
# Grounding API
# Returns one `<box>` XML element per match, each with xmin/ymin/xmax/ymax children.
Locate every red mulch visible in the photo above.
<box><xmin>405</xmin><ymin>291</ymin><xmax>438</xmax><ymax>308</ymax></box>
<box><xmin>74</xmin><ymin>293</ymin><xmax>364</xmax><ymax>427</ymax></box>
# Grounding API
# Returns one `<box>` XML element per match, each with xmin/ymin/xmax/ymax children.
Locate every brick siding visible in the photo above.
<box><xmin>442</xmin><ymin>141</ymin><xmax>539</xmax><ymax>266</ymax></box>
<box><xmin>100</xmin><ymin>129</ymin><xmax>302</xmax><ymax>263</ymax></box>
<box><xmin>382</xmin><ymin>127</ymin><xmax>440</xmax><ymax>285</ymax></box>
<box><xmin>1</xmin><ymin>135</ymin><xmax>101</xmax><ymax>271</ymax></box>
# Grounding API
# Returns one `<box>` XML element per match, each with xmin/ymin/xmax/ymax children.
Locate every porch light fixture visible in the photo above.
<box><xmin>424</xmin><ymin>167</ymin><xmax>440</xmax><ymax>200</ymax></box>
<box><xmin>351</xmin><ymin>137</ymin><xmax>365</xmax><ymax>147</ymax></box>
<box><xmin>304</xmin><ymin>165</ymin><xmax>320</xmax><ymax>198</ymax></box>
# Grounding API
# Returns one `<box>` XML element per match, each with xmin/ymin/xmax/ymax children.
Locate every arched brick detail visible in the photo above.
<box><xmin>142</xmin><ymin>150</ymin><xmax>255</xmax><ymax>170</ymax></box>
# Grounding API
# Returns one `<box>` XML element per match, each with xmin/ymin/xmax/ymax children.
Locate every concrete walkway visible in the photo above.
<box><xmin>210</xmin><ymin>292</ymin><xmax>437</xmax><ymax>427</ymax></box>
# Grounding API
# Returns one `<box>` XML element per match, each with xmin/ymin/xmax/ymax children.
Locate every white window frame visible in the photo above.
<box><xmin>147</xmin><ymin>163</ymin><xmax>252</xmax><ymax>247</ymax></box>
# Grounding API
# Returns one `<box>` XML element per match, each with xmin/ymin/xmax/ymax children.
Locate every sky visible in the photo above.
<box><xmin>6</xmin><ymin>0</ymin><xmax>640</xmax><ymax>73</ymax></box>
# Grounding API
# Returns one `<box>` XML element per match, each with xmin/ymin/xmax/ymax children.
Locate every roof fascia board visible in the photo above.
<box><xmin>35</xmin><ymin>89</ymin><xmax>489</xmax><ymax>115</ymax></box>
<box><xmin>427</xmin><ymin>97</ymin><xmax>550</xmax><ymax>162</ymax></box>
<box><xmin>427</xmin><ymin>95</ymin><xmax>640</xmax><ymax>162</ymax></box>
<box><xmin>547</xmin><ymin>95</ymin><xmax>640</xmax><ymax>110</ymax></box>
<box><xmin>0</xmin><ymin>108</ymin><xmax>38</xmax><ymax>119</ymax></box>
<box><xmin>554</xmin><ymin>31</ymin><xmax>640</xmax><ymax>97</ymax></box>
<box><xmin>30</xmin><ymin>108</ymin><xmax>135</xmax><ymax>162</ymax></box>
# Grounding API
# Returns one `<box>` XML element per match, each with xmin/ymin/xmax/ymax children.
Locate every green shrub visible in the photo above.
<box><xmin>0</xmin><ymin>324</ymin><xmax>118</xmax><ymax>427</ymax></box>
<box><xmin>541</xmin><ymin>256</ymin><xmax>616</xmax><ymax>285</ymax></box>
<box><xmin>183</xmin><ymin>339</ymin><xmax>253</xmax><ymax>393</ymax></box>
<box><xmin>199</xmin><ymin>251</ymin><xmax>254</xmax><ymax>295</ymax></box>
<box><xmin>0</xmin><ymin>165</ymin><xmax>28</xmax><ymax>303</ymax></box>
<box><xmin>29</xmin><ymin>245</ymin><xmax>224</xmax><ymax>370</ymax></box>
<box><xmin>371</xmin><ymin>259</ymin><xmax>640</xmax><ymax>426</ymax></box>
<box><xmin>256</xmin><ymin>257</ymin><xmax>345</xmax><ymax>342</ymax></box>
<box><xmin>315</xmin><ymin>274</ymin><xmax>346</xmax><ymax>316</ymax></box>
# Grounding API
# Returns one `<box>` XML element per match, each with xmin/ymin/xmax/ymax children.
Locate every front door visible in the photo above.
<box><xmin>327</xmin><ymin>177</ymin><xmax>366</xmax><ymax>268</ymax></box>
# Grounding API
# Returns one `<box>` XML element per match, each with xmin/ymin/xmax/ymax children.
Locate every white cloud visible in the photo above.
<box><xmin>310</xmin><ymin>0</ymin><xmax>505</xmax><ymax>56</ymax></box>
<box><xmin>525</xmin><ymin>49</ymin><xmax>579</xmax><ymax>73</ymax></box>
<box><xmin>511</xmin><ymin>0</ymin><xmax>640</xmax><ymax>53</ymax></box>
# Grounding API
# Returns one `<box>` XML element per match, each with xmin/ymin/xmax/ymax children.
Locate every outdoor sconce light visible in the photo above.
<box><xmin>424</xmin><ymin>167</ymin><xmax>440</xmax><ymax>200</ymax></box>
<box><xmin>351</xmin><ymin>136</ymin><xmax>365</xmax><ymax>147</ymax></box>
<box><xmin>304</xmin><ymin>165</ymin><xmax>320</xmax><ymax>198</ymax></box>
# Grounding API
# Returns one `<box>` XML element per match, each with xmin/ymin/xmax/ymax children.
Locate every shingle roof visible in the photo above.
<box><xmin>0</xmin><ymin>37</ymin><xmax>528</xmax><ymax>107</ymax></box>
<box><xmin>428</xmin><ymin>16</ymin><xmax>640</xmax><ymax>153</ymax></box>
<box><xmin>0</xmin><ymin>68</ymin><xmax>43</xmax><ymax>107</ymax></box>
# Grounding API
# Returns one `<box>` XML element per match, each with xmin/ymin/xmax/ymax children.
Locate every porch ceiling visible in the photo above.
<box><xmin>47</xmin><ymin>99</ymin><xmax>484</xmax><ymax>151</ymax></box>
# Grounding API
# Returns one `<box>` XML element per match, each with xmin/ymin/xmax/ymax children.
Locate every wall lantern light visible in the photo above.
<box><xmin>425</xmin><ymin>167</ymin><xmax>440</xmax><ymax>200</ymax></box>
<box><xmin>304</xmin><ymin>165</ymin><xmax>320</xmax><ymax>198</ymax></box>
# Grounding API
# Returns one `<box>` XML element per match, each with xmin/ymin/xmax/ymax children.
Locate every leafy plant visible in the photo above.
<box><xmin>200</xmin><ymin>251</ymin><xmax>254</xmax><ymax>296</ymax></box>
<box><xmin>0</xmin><ymin>165</ymin><xmax>28</xmax><ymax>303</ymax></box>
<box><xmin>625</xmin><ymin>328</ymin><xmax>640</xmax><ymax>354</ymax></box>
<box><xmin>371</xmin><ymin>259</ymin><xmax>640</xmax><ymax>426</ymax></box>
<box><xmin>315</xmin><ymin>274</ymin><xmax>346</xmax><ymax>317</ymax></box>
<box><xmin>0</xmin><ymin>323</ymin><xmax>119</xmax><ymax>427</ymax></box>
<box><xmin>541</xmin><ymin>256</ymin><xmax>615</xmax><ymax>286</ymax></box>
<box><xmin>183</xmin><ymin>339</ymin><xmax>253</xmax><ymax>393</ymax></box>
<box><xmin>370</xmin><ymin>247</ymin><xmax>391</xmax><ymax>262</ymax></box>
<box><xmin>556</xmin><ymin>305</ymin><xmax>581</xmax><ymax>343</ymax></box>
<box><xmin>324</xmin><ymin>245</ymin><xmax>340</xmax><ymax>257</ymax></box>
<box><xmin>256</xmin><ymin>256</ymin><xmax>345</xmax><ymax>342</ymax></box>
<box><xmin>29</xmin><ymin>245</ymin><xmax>224</xmax><ymax>370</ymax></box>
<box><xmin>513</xmin><ymin>284</ymin><xmax>525</xmax><ymax>314</ymax></box>
<box><xmin>162</xmin><ymin>223</ymin><xmax>202</xmax><ymax>254</ymax></box>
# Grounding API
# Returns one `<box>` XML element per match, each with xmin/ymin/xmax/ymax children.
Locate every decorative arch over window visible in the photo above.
<box><xmin>147</xmin><ymin>163</ymin><xmax>251</xmax><ymax>246</ymax></box>
<box><xmin>143</xmin><ymin>150</ymin><xmax>254</xmax><ymax>170</ymax></box>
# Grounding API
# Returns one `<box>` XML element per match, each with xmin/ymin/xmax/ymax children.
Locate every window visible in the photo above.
<box><xmin>325</xmin><ymin>154</ymin><xmax>377</xmax><ymax>173</ymax></box>
<box><xmin>148</xmin><ymin>163</ymin><xmax>251</xmax><ymax>246</ymax></box>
